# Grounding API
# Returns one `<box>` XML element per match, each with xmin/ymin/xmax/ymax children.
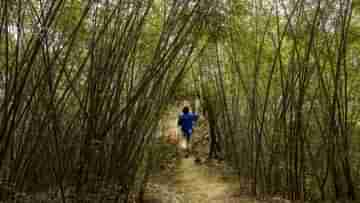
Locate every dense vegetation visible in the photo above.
<box><xmin>196</xmin><ymin>0</ymin><xmax>360</xmax><ymax>201</ymax></box>
<box><xmin>0</xmin><ymin>0</ymin><xmax>210</xmax><ymax>201</ymax></box>
<box><xmin>0</xmin><ymin>0</ymin><xmax>359</xmax><ymax>202</ymax></box>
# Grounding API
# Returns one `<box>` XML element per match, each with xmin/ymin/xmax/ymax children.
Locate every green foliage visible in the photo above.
<box><xmin>195</xmin><ymin>0</ymin><xmax>360</xmax><ymax>201</ymax></box>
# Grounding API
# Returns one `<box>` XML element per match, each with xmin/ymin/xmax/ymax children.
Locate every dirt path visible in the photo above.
<box><xmin>144</xmin><ymin>105</ymin><xmax>255</xmax><ymax>203</ymax></box>
<box><xmin>145</xmin><ymin>135</ymin><xmax>256</xmax><ymax>203</ymax></box>
<box><xmin>170</xmin><ymin>156</ymin><xmax>249</xmax><ymax>203</ymax></box>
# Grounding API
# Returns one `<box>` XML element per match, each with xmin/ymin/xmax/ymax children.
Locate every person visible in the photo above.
<box><xmin>178</xmin><ymin>106</ymin><xmax>199</xmax><ymax>157</ymax></box>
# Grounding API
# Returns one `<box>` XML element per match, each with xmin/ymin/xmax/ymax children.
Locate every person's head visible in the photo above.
<box><xmin>182</xmin><ymin>106</ymin><xmax>189</xmax><ymax>114</ymax></box>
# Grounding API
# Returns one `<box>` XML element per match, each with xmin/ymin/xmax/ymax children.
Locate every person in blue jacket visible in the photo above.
<box><xmin>178</xmin><ymin>106</ymin><xmax>199</xmax><ymax>156</ymax></box>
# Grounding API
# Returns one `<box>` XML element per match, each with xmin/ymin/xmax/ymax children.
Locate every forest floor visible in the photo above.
<box><xmin>143</xmin><ymin>104</ymin><xmax>288</xmax><ymax>203</ymax></box>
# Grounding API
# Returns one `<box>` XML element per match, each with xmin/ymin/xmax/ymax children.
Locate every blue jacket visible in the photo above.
<box><xmin>178</xmin><ymin>112</ymin><xmax>199</xmax><ymax>136</ymax></box>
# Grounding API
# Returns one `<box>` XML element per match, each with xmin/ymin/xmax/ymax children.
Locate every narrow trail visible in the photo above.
<box><xmin>145</xmin><ymin>104</ymin><xmax>256</xmax><ymax>203</ymax></box>
<box><xmin>168</xmin><ymin>155</ymin><xmax>248</xmax><ymax>203</ymax></box>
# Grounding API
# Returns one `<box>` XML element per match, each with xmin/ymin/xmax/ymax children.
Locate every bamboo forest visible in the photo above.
<box><xmin>0</xmin><ymin>0</ymin><xmax>359</xmax><ymax>202</ymax></box>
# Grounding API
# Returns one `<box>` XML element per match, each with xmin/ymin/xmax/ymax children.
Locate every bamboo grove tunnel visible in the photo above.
<box><xmin>0</xmin><ymin>0</ymin><xmax>359</xmax><ymax>202</ymax></box>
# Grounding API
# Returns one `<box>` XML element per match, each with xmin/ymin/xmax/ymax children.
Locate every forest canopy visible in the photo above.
<box><xmin>0</xmin><ymin>0</ymin><xmax>359</xmax><ymax>202</ymax></box>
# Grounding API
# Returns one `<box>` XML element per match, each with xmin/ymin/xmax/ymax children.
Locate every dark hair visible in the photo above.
<box><xmin>182</xmin><ymin>106</ymin><xmax>189</xmax><ymax>113</ymax></box>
